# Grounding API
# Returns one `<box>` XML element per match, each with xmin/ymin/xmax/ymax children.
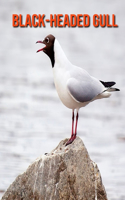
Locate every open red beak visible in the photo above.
<box><xmin>36</xmin><ymin>41</ymin><xmax>46</xmax><ymax>53</ymax></box>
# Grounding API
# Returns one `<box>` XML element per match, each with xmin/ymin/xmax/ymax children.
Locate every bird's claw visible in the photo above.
<box><xmin>65</xmin><ymin>135</ymin><xmax>76</xmax><ymax>146</ymax></box>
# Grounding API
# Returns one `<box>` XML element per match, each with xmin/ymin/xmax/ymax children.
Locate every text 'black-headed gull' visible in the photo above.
<box><xmin>36</xmin><ymin>34</ymin><xmax>120</xmax><ymax>146</ymax></box>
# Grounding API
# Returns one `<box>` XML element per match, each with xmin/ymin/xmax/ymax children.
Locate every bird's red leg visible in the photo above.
<box><xmin>65</xmin><ymin>110</ymin><xmax>79</xmax><ymax>146</ymax></box>
<box><xmin>65</xmin><ymin>110</ymin><xmax>74</xmax><ymax>146</ymax></box>
<box><xmin>74</xmin><ymin>111</ymin><xmax>79</xmax><ymax>138</ymax></box>
<box><xmin>70</xmin><ymin>111</ymin><xmax>79</xmax><ymax>142</ymax></box>
<box><xmin>71</xmin><ymin>110</ymin><xmax>74</xmax><ymax>137</ymax></box>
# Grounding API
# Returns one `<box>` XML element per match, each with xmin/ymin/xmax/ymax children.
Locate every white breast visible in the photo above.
<box><xmin>52</xmin><ymin>39</ymin><xmax>88</xmax><ymax>109</ymax></box>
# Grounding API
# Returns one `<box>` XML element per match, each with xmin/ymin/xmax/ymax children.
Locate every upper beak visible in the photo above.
<box><xmin>36</xmin><ymin>41</ymin><xmax>46</xmax><ymax>53</ymax></box>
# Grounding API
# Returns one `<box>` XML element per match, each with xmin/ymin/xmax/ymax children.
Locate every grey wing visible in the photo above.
<box><xmin>67</xmin><ymin>69</ymin><xmax>104</xmax><ymax>103</ymax></box>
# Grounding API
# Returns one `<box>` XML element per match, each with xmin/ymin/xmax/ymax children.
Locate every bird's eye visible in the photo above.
<box><xmin>46</xmin><ymin>37</ymin><xmax>49</xmax><ymax>43</ymax></box>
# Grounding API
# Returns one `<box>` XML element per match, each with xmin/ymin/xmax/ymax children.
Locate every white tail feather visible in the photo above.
<box><xmin>107</xmin><ymin>88</ymin><xmax>120</xmax><ymax>92</ymax></box>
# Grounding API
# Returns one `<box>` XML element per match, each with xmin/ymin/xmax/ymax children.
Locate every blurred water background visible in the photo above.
<box><xmin>0</xmin><ymin>0</ymin><xmax>125</xmax><ymax>199</ymax></box>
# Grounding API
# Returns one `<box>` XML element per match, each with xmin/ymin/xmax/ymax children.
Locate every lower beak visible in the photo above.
<box><xmin>36</xmin><ymin>41</ymin><xmax>46</xmax><ymax>53</ymax></box>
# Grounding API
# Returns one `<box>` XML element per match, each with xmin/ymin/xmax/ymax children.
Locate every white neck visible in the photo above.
<box><xmin>54</xmin><ymin>39</ymin><xmax>71</xmax><ymax>67</ymax></box>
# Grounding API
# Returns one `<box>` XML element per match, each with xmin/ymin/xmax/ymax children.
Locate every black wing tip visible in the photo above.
<box><xmin>100</xmin><ymin>80</ymin><xmax>116</xmax><ymax>88</ymax></box>
<box><xmin>115</xmin><ymin>88</ymin><xmax>120</xmax><ymax>91</ymax></box>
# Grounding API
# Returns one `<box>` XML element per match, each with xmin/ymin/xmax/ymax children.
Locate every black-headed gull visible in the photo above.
<box><xmin>36</xmin><ymin>34</ymin><xmax>120</xmax><ymax>146</ymax></box>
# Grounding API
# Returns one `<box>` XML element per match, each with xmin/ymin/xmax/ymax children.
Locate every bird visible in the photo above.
<box><xmin>36</xmin><ymin>34</ymin><xmax>120</xmax><ymax>146</ymax></box>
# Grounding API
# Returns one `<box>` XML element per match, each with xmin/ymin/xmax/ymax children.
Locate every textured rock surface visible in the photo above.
<box><xmin>2</xmin><ymin>137</ymin><xmax>108</xmax><ymax>200</ymax></box>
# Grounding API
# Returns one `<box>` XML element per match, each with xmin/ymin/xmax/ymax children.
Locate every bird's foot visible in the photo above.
<box><xmin>65</xmin><ymin>135</ymin><xmax>76</xmax><ymax>146</ymax></box>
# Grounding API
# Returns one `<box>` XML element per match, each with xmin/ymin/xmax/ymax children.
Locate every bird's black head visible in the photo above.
<box><xmin>36</xmin><ymin>34</ymin><xmax>55</xmax><ymax>67</ymax></box>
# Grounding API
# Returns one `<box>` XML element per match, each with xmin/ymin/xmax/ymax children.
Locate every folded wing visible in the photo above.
<box><xmin>67</xmin><ymin>68</ymin><xmax>104</xmax><ymax>103</ymax></box>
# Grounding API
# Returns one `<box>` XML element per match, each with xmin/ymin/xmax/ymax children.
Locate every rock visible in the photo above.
<box><xmin>2</xmin><ymin>137</ymin><xmax>108</xmax><ymax>200</ymax></box>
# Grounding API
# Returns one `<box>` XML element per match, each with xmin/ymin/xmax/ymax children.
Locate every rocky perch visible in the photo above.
<box><xmin>2</xmin><ymin>137</ymin><xmax>108</xmax><ymax>200</ymax></box>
